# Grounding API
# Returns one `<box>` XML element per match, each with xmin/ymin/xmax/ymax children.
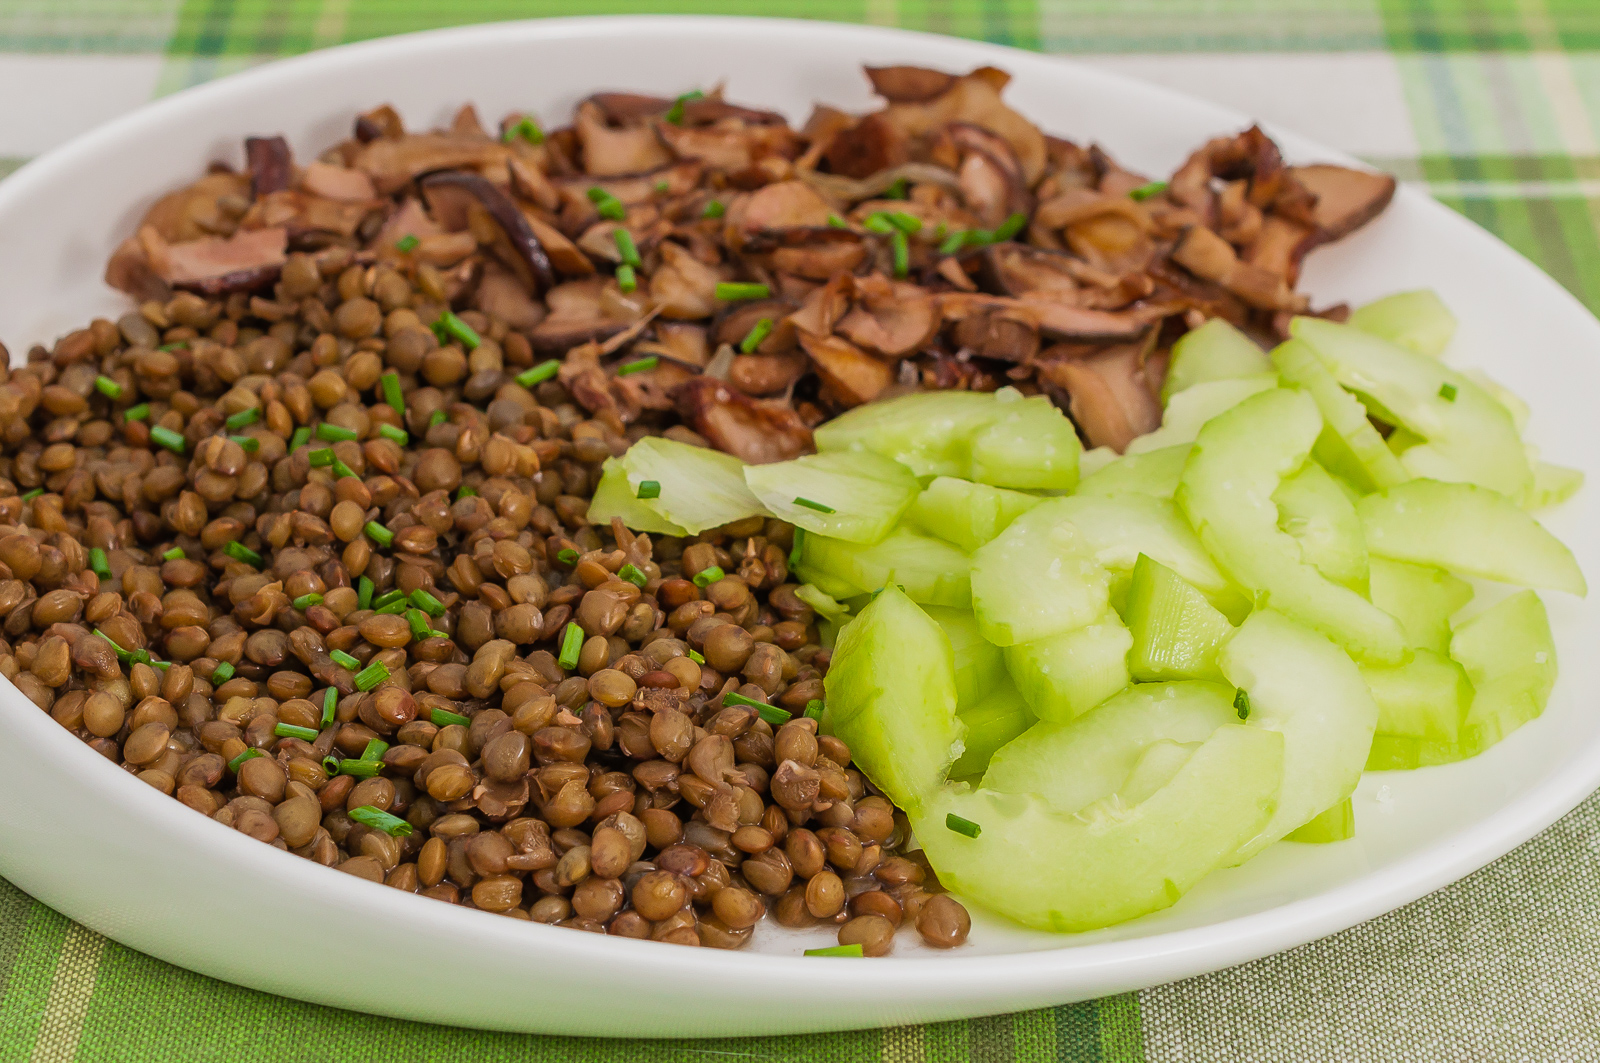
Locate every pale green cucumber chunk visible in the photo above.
<box><xmin>969</xmin><ymin>499</ymin><xmax>1111</xmax><ymax>646</ymax></box>
<box><xmin>968</xmin><ymin>392</ymin><xmax>1082</xmax><ymax>491</ymax></box>
<box><xmin>1290</xmin><ymin>316</ymin><xmax>1532</xmax><ymax>499</ymax></box>
<box><xmin>616</xmin><ymin>436</ymin><xmax>769</xmax><ymax>534</ymax></box>
<box><xmin>1271</xmin><ymin>338</ymin><xmax>1409</xmax><ymax>493</ymax></box>
<box><xmin>1348</xmin><ymin>289</ymin><xmax>1457</xmax><ymax>357</ymax></box>
<box><xmin>925</xmin><ymin>606</ymin><xmax>1007</xmax><ymax>710</ymax></box>
<box><xmin>983</xmin><ymin>680</ymin><xmax>1238</xmax><ymax>812</ymax></box>
<box><xmin>1222</xmin><ymin>609</ymin><xmax>1379</xmax><ymax>859</ymax></box>
<box><xmin>1074</xmin><ymin>444</ymin><xmax>1190</xmax><ymax>501</ymax></box>
<box><xmin>1126</xmin><ymin>554</ymin><xmax>1234</xmax><ymax>682</ymax></box>
<box><xmin>587</xmin><ymin>458</ymin><xmax>690</xmax><ymax>536</ymax></box>
<box><xmin>950</xmin><ymin>679</ymin><xmax>1034</xmax><ymax>779</ymax></box>
<box><xmin>1367</xmin><ymin>558</ymin><xmax>1473</xmax><ymax>654</ymax></box>
<box><xmin>1273</xmin><ymin>459</ymin><xmax>1369</xmax><ymax>593</ymax></box>
<box><xmin>1528</xmin><ymin>459</ymin><xmax>1584</xmax><ymax>511</ymax></box>
<box><xmin>797</xmin><ymin>526</ymin><xmax>971</xmax><ymax>608</ymax></box>
<box><xmin>1361</xmin><ymin>648</ymin><xmax>1472</xmax><ymax>740</ymax></box>
<box><xmin>1285</xmin><ymin>798</ymin><xmax>1355</xmax><ymax>843</ymax></box>
<box><xmin>1365</xmin><ymin>733</ymin><xmax>1463</xmax><ymax>771</ymax></box>
<box><xmin>1451</xmin><ymin>590</ymin><xmax>1557</xmax><ymax>756</ymax></box>
<box><xmin>1162</xmin><ymin>318</ymin><xmax>1273</xmax><ymax>401</ymax></box>
<box><xmin>1464</xmin><ymin>369</ymin><xmax>1529</xmax><ymax>434</ymax></box>
<box><xmin>1126</xmin><ymin>375</ymin><xmax>1280</xmax><ymax>455</ymax></box>
<box><xmin>916</xmin><ymin>723</ymin><xmax>1283</xmax><ymax>932</ymax></box>
<box><xmin>813</xmin><ymin>390</ymin><xmax>999</xmax><ymax>478</ymax></box>
<box><xmin>824</xmin><ymin>586</ymin><xmax>963</xmax><ymax>810</ymax></box>
<box><xmin>1004</xmin><ymin>611</ymin><xmax>1132</xmax><ymax>723</ymax></box>
<box><xmin>1358</xmin><ymin>479</ymin><xmax>1586</xmax><ymax>596</ymax></box>
<box><xmin>908</xmin><ymin>476</ymin><xmax>1041</xmax><ymax>552</ymax></box>
<box><xmin>743</xmin><ymin>451</ymin><xmax>917</xmax><ymax>544</ymax></box>
<box><xmin>1079</xmin><ymin>446</ymin><xmax>1119</xmax><ymax>478</ymax></box>
<box><xmin>1177</xmin><ymin>387</ymin><xmax>1408</xmax><ymax>663</ymax></box>
<box><xmin>795</xmin><ymin>583</ymin><xmax>852</xmax><ymax>649</ymax></box>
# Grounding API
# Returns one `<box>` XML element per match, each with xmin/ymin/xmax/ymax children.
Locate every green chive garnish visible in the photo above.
<box><xmin>349</xmin><ymin>805</ymin><xmax>412</xmax><ymax>836</ymax></box>
<box><xmin>163</xmin><ymin>547</ymin><xmax>185</xmax><ymax>561</ymax></box>
<box><xmin>322</xmin><ymin>688</ymin><xmax>338</xmax><ymax>726</ymax></box>
<box><xmin>407</xmin><ymin>609</ymin><xmax>432</xmax><ymax>641</ymax></box>
<box><xmin>354</xmin><ymin>661</ymin><xmax>390</xmax><ymax>691</ymax></box>
<box><xmin>688</xmin><ymin>648</ymin><xmax>705</xmax><ymax>665</ymax></box>
<box><xmin>89</xmin><ymin>547</ymin><xmax>111</xmax><ymax>579</ymax></box>
<box><xmin>613</xmin><ymin>228</ymin><xmax>641</xmax><ymax>267</ymax></box>
<box><xmin>887</xmin><ymin>211</ymin><xmax>921</xmax><ymax>233</ymax></box>
<box><xmin>308</xmin><ymin>448</ymin><xmax>336</xmax><ymax>468</ymax></box>
<box><xmin>864</xmin><ymin>213</ymin><xmax>896</xmax><ymax>234</ymax></box>
<box><xmin>715</xmin><ymin>282</ymin><xmax>770</xmax><ymax>301</ymax></box>
<box><xmin>618</xmin><ymin>563</ymin><xmax>648</xmax><ymax>588</ymax></box>
<box><xmin>150</xmin><ymin>425</ymin><xmax>186</xmax><ymax>454</ymax></box>
<box><xmin>739</xmin><ymin>318</ymin><xmax>774</xmax><ymax>354</ymax></box>
<box><xmin>503</xmin><ymin>115</ymin><xmax>544</xmax><ymax>145</ymax></box>
<box><xmin>692</xmin><ymin>565</ymin><xmax>724</xmax><ymax>588</ymax></box>
<box><xmin>95</xmin><ymin>375</ymin><xmax>123</xmax><ymax>399</ymax></box>
<box><xmin>292</xmin><ymin>593</ymin><xmax>323</xmax><ymax>611</ymax></box>
<box><xmin>558</xmin><ymin>622</ymin><xmax>585</xmax><ymax>670</ymax></box>
<box><xmin>274</xmin><ymin>722</ymin><xmax>319</xmax><ymax>742</ymax></box>
<box><xmin>395</xmin><ymin>233</ymin><xmax>420</xmax><ymax>253</ymax></box>
<box><xmin>356</xmin><ymin>576</ymin><xmax>374</xmax><ymax>611</ymax></box>
<box><xmin>636</xmin><ymin>480</ymin><xmax>661</xmax><ymax>500</ymax></box>
<box><xmin>124</xmin><ymin>403</ymin><xmax>150</xmax><ymax>421</ymax></box>
<box><xmin>557</xmin><ymin>548</ymin><xmax>579</xmax><ymax>566</ymax></box>
<box><xmin>827</xmin><ymin>213</ymin><xmax>848</xmax><ymax>228</ymax></box>
<box><xmin>993</xmin><ymin>212</ymin><xmax>1027</xmax><ymax>242</ymax></box>
<box><xmin>701</xmin><ymin>199</ymin><xmax>725</xmax><ymax>219</ymax></box>
<box><xmin>789</xmin><ymin>526</ymin><xmax>806</xmax><ymax>568</ymax></box>
<box><xmin>1129</xmin><ymin>180</ymin><xmax>1168</xmax><ymax>201</ymax></box>
<box><xmin>724</xmin><ymin>691</ymin><xmax>788</xmax><ymax>724</ymax></box>
<box><xmin>381</xmin><ymin>370</ymin><xmax>405</xmax><ymax>414</ymax></box>
<box><xmin>322</xmin><ymin>755</ymin><xmax>341</xmax><ymax>777</ymax></box>
<box><xmin>158</xmin><ymin>341</ymin><xmax>187</xmax><ymax>352</ymax></box>
<box><xmin>211</xmin><ymin>661</ymin><xmax>235</xmax><ymax>683</ymax></box>
<box><xmin>431</xmin><ymin>707</ymin><xmax>471</xmax><ymax>728</ymax></box>
<box><xmin>946</xmin><ymin>813</ymin><xmax>982</xmax><ymax>838</ymax></box>
<box><xmin>316</xmin><ymin>423</ymin><xmax>358</xmax><ymax>443</ymax></box>
<box><xmin>289</xmin><ymin>426</ymin><xmax>311</xmax><ymax>452</ymax></box>
<box><xmin>338</xmin><ymin>758</ymin><xmax>381</xmax><ymax>778</ymax></box>
<box><xmin>586</xmin><ymin>186</ymin><xmax>626</xmax><ymax>221</ymax></box>
<box><xmin>804</xmin><ymin>699</ymin><xmax>825</xmax><ymax>721</ymax></box>
<box><xmin>360</xmin><ymin>738</ymin><xmax>388</xmax><ymax>762</ymax></box>
<box><xmin>373</xmin><ymin>590</ymin><xmax>405</xmax><ymax>610</ymax></box>
<box><xmin>95</xmin><ymin>630</ymin><xmax>130</xmax><ymax>661</ymax></box>
<box><xmin>229</xmin><ymin>434</ymin><xmax>259</xmax><ymax>452</ymax></box>
<box><xmin>885</xmin><ymin>178</ymin><xmax>909</xmax><ymax>199</ymax></box>
<box><xmin>516</xmin><ymin>360</ymin><xmax>561</xmax><ymax>388</ymax></box>
<box><xmin>365</xmin><ymin>521</ymin><xmax>394</xmax><ymax>548</ymax></box>
<box><xmin>410</xmin><ymin>589</ymin><xmax>445</xmax><ymax>617</ymax></box>
<box><xmin>227</xmin><ymin>748</ymin><xmax>263</xmax><ymax>773</ymax></box>
<box><xmin>457</xmin><ymin>485</ymin><xmax>477</xmax><ymax>499</ymax></box>
<box><xmin>377</xmin><ymin>424</ymin><xmax>408</xmax><ymax>445</ymax></box>
<box><xmin>428</xmin><ymin>409</ymin><xmax>447</xmax><ymax>429</ymax></box>
<box><xmin>223</xmin><ymin>541</ymin><xmax>262</xmax><ymax>567</ymax></box>
<box><xmin>433</xmin><ymin>311</ymin><xmax>481</xmax><ymax>350</ymax></box>
<box><xmin>1439</xmin><ymin>383</ymin><xmax>1458</xmax><ymax>402</ymax></box>
<box><xmin>376</xmin><ymin>599</ymin><xmax>408</xmax><ymax>616</ymax></box>
<box><xmin>616</xmin><ymin>263</ymin><xmax>637</xmax><ymax>293</ymax></box>
<box><xmin>330</xmin><ymin>649</ymin><xmax>361</xmax><ymax>671</ymax></box>
<box><xmin>793</xmin><ymin>497</ymin><xmax>835</xmax><ymax>514</ymax></box>
<box><xmin>1234</xmin><ymin>688</ymin><xmax>1251</xmax><ymax>720</ymax></box>
<box><xmin>617</xmin><ymin>356</ymin><xmax>657</xmax><ymax>377</ymax></box>
<box><xmin>20</xmin><ymin>488</ymin><xmax>43</xmax><ymax>501</ymax></box>
<box><xmin>891</xmin><ymin>230</ymin><xmax>910</xmax><ymax>278</ymax></box>
<box><xmin>225</xmin><ymin>407</ymin><xmax>260</xmax><ymax>430</ymax></box>
<box><xmin>804</xmin><ymin>944</ymin><xmax>864</xmax><ymax>958</ymax></box>
<box><xmin>664</xmin><ymin>89</ymin><xmax>704</xmax><ymax>125</ymax></box>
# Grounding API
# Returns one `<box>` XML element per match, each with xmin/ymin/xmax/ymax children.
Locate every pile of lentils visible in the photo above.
<box><xmin>0</xmin><ymin>248</ymin><xmax>971</xmax><ymax>955</ymax></box>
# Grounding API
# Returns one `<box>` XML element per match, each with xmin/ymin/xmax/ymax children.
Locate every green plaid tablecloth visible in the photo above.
<box><xmin>4</xmin><ymin>2</ymin><xmax>1600</xmax><ymax>1059</ymax></box>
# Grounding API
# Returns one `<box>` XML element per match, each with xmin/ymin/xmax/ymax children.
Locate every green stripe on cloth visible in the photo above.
<box><xmin>0</xmin><ymin>0</ymin><xmax>183</xmax><ymax>53</ymax></box>
<box><xmin>1378</xmin><ymin>0</ymin><xmax>1600</xmax><ymax>52</ymax></box>
<box><xmin>0</xmin><ymin>897</ymin><xmax>72</xmax><ymax>1061</ymax></box>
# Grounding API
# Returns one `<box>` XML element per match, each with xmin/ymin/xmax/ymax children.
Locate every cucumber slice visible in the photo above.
<box><xmin>907</xmin><ymin>476</ymin><xmax>1041</xmax><ymax>552</ymax></box>
<box><xmin>1528</xmin><ymin>459</ymin><xmax>1584</xmax><ymax>511</ymax></box>
<box><xmin>1362</xmin><ymin>648</ymin><xmax>1472</xmax><ymax>742</ymax></box>
<box><xmin>1177</xmin><ymin>387</ymin><xmax>1409</xmax><ymax>663</ymax></box>
<box><xmin>1162</xmin><ymin>318</ymin><xmax>1272</xmax><ymax>402</ymax></box>
<box><xmin>1079</xmin><ymin>446</ymin><xmax>1120</xmax><ymax>478</ymax></box>
<box><xmin>915</xmin><ymin>722</ymin><xmax>1282</xmax><ymax>932</ymax></box>
<box><xmin>824</xmin><ymin>586</ymin><xmax>963</xmax><ymax>810</ymax></box>
<box><xmin>1463</xmin><ymin>369</ymin><xmax>1529</xmax><ymax>434</ymax></box>
<box><xmin>1451</xmin><ymin>590</ymin><xmax>1557</xmax><ymax>756</ymax></box>
<box><xmin>949</xmin><ymin>679</ymin><xmax>1034</xmax><ymax>780</ymax></box>
<box><xmin>1126</xmin><ymin>375</ymin><xmax>1280</xmax><ymax>455</ymax></box>
<box><xmin>1273</xmin><ymin>459</ymin><xmax>1369</xmax><ymax>594</ymax></box>
<box><xmin>1004</xmin><ymin>610</ymin><xmax>1133</xmax><ymax>722</ymax></box>
<box><xmin>1285</xmin><ymin>798</ymin><xmax>1355</xmax><ymax>843</ymax></box>
<box><xmin>795</xmin><ymin>583</ymin><xmax>851</xmax><ymax>649</ymax></box>
<box><xmin>791</xmin><ymin>562</ymin><xmax>860</xmax><ymax>603</ymax></box>
<box><xmin>1074</xmin><ymin>444</ymin><xmax>1190</xmax><ymax>501</ymax></box>
<box><xmin>1368</xmin><ymin>558</ymin><xmax>1473</xmax><ymax>654</ymax></box>
<box><xmin>1348</xmin><ymin>289</ymin><xmax>1456</xmax><ymax>358</ymax></box>
<box><xmin>615</xmin><ymin>436</ymin><xmax>769</xmax><ymax>534</ymax></box>
<box><xmin>1365</xmin><ymin>733</ymin><xmax>1462</xmax><ymax>771</ymax></box>
<box><xmin>968</xmin><ymin>392</ymin><xmax>1082</xmax><ymax>491</ymax></box>
<box><xmin>796</xmin><ymin>526</ymin><xmax>971</xmax><ymax>608</ymax></box>
<box><xmin>1126</xmin><ymin>554</ymin><xmax>1234</xmax><ymax>682</ymax></box>
<box><xmin>969</xmin><ymin>499</ymin><xmax>1111</xmax><ymax>646</ymax></box>
<box><xmin>1358</xmin><ymin>479</ymin><xmax>1586</xmax><ymax>596</ymax></box>
<box><xmin>1221</xmin><ymin>608</ymin><xmax>1379</xmax><ymax>859</ymax></box>
<box><xmin>587</xmin><ymin>458</ymin><xmax>691</xmax><ymax>537</ymax></box>
<box><xmin>925</xmin><ymin>606</ymin><xmax>1007</xmax><ymax>710</ymax></box>
<box><xmin>1290</xmin><ymin>316</ymin><xmax>1532</xmax><ymax>500</ymax></box>
<box><xmin>982</xmin><ymin>680</ymin><xmax>1238</xmax><ymax>811</ymax></box>
<box><xmin>742</xmin><ymin>451</ymin><xmax>918</xmax><ymax>544</ymax></box>
<box><xmin>1271</xmin><ymin>338</ymin><xmax>1409</xmax><ymax>493</ymax></box>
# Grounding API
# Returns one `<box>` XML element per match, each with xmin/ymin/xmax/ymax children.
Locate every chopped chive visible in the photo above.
<box><xmin>793</xmin><ymin>496</ymin><xmax>835</xmax><ymax>514</ymax></box>
<box><xmin>360</xmin><ymin>738</ymin><xmax>389</xmax><ymax>762</ymax></box>
<box><xmin>433</xmin><ymin>311</ymin><xmax>481</xmax><ymax>350</ymax></box>
<box><xmin>827</xmin><ymin>213</ymin><xmax>848</xmax><ymax>228</ymax></box>
<box><xmin>20</xmin><ymin>488</ymin><xmax>43</xmax><ymax>501</ymax></box>
<box><xmin>365</xmin><ymin>521</ymin><xmax>394</xmax><ymax>548</ymax></box>
<box><xmin>407</xmin><ymin>608</ymin><xmax>433</xmax><ymax>641</ymax></box>
<box><xmin>940</xmin><ymin>230</ymin><xmax>967</xmax><ymax>255</ymax></box>
<box><xmin>946</xmin><ymin>813</ymin><xmax>982</xmax><ymax>839</ymax></box>
<box><xmin>223</xmin><ymin>541</ymin><xmax>262</xmax><ymax>567</ymax></box>
<box><xmin>410</xmin><ymin>589</ymin><xmax>445</xmax><ymax>617</ymax></box>
<box><xmin>617</xmin><ymin>356</ymin><xmax>658</xmax><ymax>377</ymax></box>
<box><xmin>1439</xmin><ymin>383</ymin><xmax>1458</xmax><ymax>402</ymax></box>
<box><xmin>804</xmin><ymin>699</ymin><xmax>825</xmax><ymax>722</ymax></box>
<box><xmin>688</xmin><ymin>648</ymin><xmax>705</xmax><ymax>664</ymax></box>
<box><xmin>289</xmin><ymin>426</ymin><xmax>311</xmax><ymax>452</ymax></box>
<box><xmin>163</xmin><ymin>547</ymin><xmax>185</xmax><ymax>561</ymax></box>
<box><xmin>663</xmin><ymin>88</ymin><xmax>704</xmax><ymax>125</ymax></box>
<box><xmin>373</xmin><ymin>589</ymin><xmax>405</xmax><ymax>609</ymax></box>
<box><xmin>274</xmin><ymin>722</ymin><xmax>319</xmax><ymax>742</ymax></box>
<box><xmin>722</xmin><ymin>692</ymin><xmax>788</xmax><ymax>726</ymax></box>
<box><xmin>357</xmin><ymin>576</ymin><xmax>374</xmax><ymax>611</ymax></box>
<box><xmin>615</xmin><ymin>263</ymin><xmax>637</xmax><ymax>293</ymax></box>
<box><xmin>322</xmin><ymin>755</ymin><xmax>341</xmax><ymax>776</ymax></box>
<box><xmin>884</xmin><ymin>178</ymin><xmax>909</xmax><ymax>199</ymax></box>
<box><xmin>151</xmin><ymin>658</ymin><xmax>170</xmax><ymax>670</ymax></box>
<box><xmin>557</xmin><ymin>548</ymin><xmax>579</xmax><ymax>566</ymax></box>
<box><xmin>1234</xmin><ymin>688</ymin><xmax>1251</xmax><ymax>720</ymax></box>
<box><xmin>789</xmin><ymin>526</ymin><xmax>806</xmax><ymax>568</ymax></box>
<box><xmin>330</xmin><ymin>649</ymin><xmax>361</xmax><ymax>671</ymax></box>
<box><xmin>211</xmin><ymin>660</ymin><xmax>235</xmax><ymax>683</ymax></box>
<box><xmin>654</xmin><ymin>179</ymin><xmax>670</xmax><ymax>194</ymax></box>
<box><xmin>227</xmin><ymin>748</ymin><xmax>263</xmax><ymax>774</ymax></box>
<box><xmin>692</xmin><ymin>565</ymin><xmax>724</xmax><ymax>588</ymax></box>
<box><xmin>863</xmin><ymin>212</ymin><xmax>896</xmax><ymax>234</ymax></box>
<box><xmin>124</xmin><ymin>403</ymin><xmax>150</xmax><ymax>421</ymax></box>
<box><xmin>308</xmin><ymin>448</ymin><xmax>336</xmax><ymax>467</ymax></box>
<box><xmin>503</xmin><ymin>115</ymin><xmax>544</xmax><ymax>145</ymax></box>
<box><xmin>338</xmin><ymin>758</ymin><xmax>382</xmax><ymax>778</ymax></box>
<box><xmin>149</xmin><ymin>425</ymin><xmax>186</xmax><ymax>454</ymax></box>
<box><xmin>349</xmin><ymin>805</ymin><xmax>413</xmax><ymax>836</ymax></box>
<box><xmin>701</xmin><ymin>199</ymin><xmax>725</xmax><ymax>219</ymax></box>
<box><xmin>381</xmin><ymin>370</ymin><xmax>405</xmax><ymax>414</ymax></box>
<box><xmin>1129</xmin><ymin>180</ymin><xmax>1168</xmax><ymax>202</ymax></box>
<box><xmin>377</xmin><ymin>423</ymin><xmax>408</xmax><ymax>445</ymax></box>
<box><xmin>395</xmin><ymin>233</ymin><xmax>420</xmax><ymax>253</ymax></box>
<box><xmin>993</xmin><ymin>212</ymin><xmax>1027</xmax><ymax>242</ymax></box>
<box><xmin>431</xmin><ymin>707</ymin><xmax>471</xmax><ymax>728</ymax></box>
<box><xmin>804</xmin><ymin>944</ymin><xmax>864</xmax><ymax>958</ymax></box>
<box><xmin>890</xmin><ymin>230</ymin><xmax>910</xmax><ymax>278</ymax></box>
<box><xmin>158</xmin><ymin>341</ymin><xmax>188</xmax><ymax>352</ymax></box>
<box><xmin>95</xmin><ymin>375</ymin><xmax>123</xmax><ymax>399</ymax></box>
<box><xmin>887</xmin><ymin>211</ymin><xmax>922</xmax><ymax>234</ymax></box>
<box><xmin>376</xmin><ymin>599</ymin><xmax>408</xmax><ymax>616</ymax></box>
<box><xmin>225</xmin><ymin>407</ymin><xmax>260</xmax><ymax>430</ymax></box>
<box><xmin>715</xmin><ymin>282</ymin><xmax>770</xmax><ymax>301</ymax></box>
<box><xmin>292</xmin><ymin>593</ymin><xmax>323</xmax><ymax>611</ymax></box>
<box><xmin>618</xmin><ymin>563</ymin><xmax>648</xmax><ymax>588</ymax></box>
<box><xmin>516</xmin><ymin>360</ymin><xmax>561</xmax><ymax>388</ymax></box>
<box><xmin>457</xmin><ymin>485</ymin><xmax>477</xmax><ymax>499</ymax></box>
<box><xmin>354</xmin><ymin>661</ymin><xmax>390</xmax><ymax>691</ymax></box>
<box><xmin>558</xmin><ymin>622</ymin><xmax>585</xmax><ymax>670</ymax></box>
<box><xmin>428</xmin><ymin>409</ymin><xmax>447</xmax><ymax>428</ymax></box>
<box><xmin>95</xmin><ymin>630</ymin><xmax>131</xmax><ymax>661</ymax></box>
<box><xmin>229</xmin><ymin>434</ymin><xmax>259</xmax><ymax>452</ymax></box>
<box><xmin>322</xmin><ymin>688</ymin><xmax>338</xmax><ymax>726</ymax></box>
<box><xmin>89</xmin><ymin>547</ymin><xmax>111</xmax><ymax>579</ymax></box>
<box><xmin>636</xmin><ymin>480</ymin><xmax>661</xmax><ymax>500</ymax></box>
<box><xmin>316</xmin><ymin>422</ymin><xmax>358</xmax><ymax>443</ymax></box>
<box><xmin>613</xmin><ymin>228</ymin><xmax>641</xmax><ymax>267</ymax></box>
<box><xmin>586</xmin><ymin>186</ymin><xmax>626</xmax><ymax>221</ymax></box>
<box><xmin>739</xmin><ymin>318</ymin><xmax>774</xmax><ymax>354</ymax></box>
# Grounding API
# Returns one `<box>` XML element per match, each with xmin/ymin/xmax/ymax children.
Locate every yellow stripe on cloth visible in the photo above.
<box><xmin>29</xmin><ymin>924</ymin><xmax>106</xmax><ymax>1063</ymax></box>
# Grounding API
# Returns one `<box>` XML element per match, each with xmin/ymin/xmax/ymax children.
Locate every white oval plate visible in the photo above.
<box><xmin>0</xmin><ymin>15</ymin><xmax>1595</xmax><ymax>1039</ymax></box>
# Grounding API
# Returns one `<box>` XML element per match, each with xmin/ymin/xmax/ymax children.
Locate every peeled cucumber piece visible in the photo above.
<box><xmin>743</xmin><ymin>451</ymin><xmax>917</xmax><ymax>544</ymax></box>
<box><xmin>1177</xmin><ymin>387</ymin><xmax>1408</xmax><ymax>664</ymax></box>
<box><xmin>1004</xmin><ymin>611</ymin><xmax>1133</xmax><ymax>722</ymax></box>
<box><xmin>1368</xmin><ymin>558</ymin><xmax>1474</xmax><ymax>654</ymax></box>
<box><xmin>823</xmin><ymin>586</ymin><xmax>963</xmax><ymax>810</ymax></box>
<box><xmin>1362</xmin><ymin>648</ymin><xmax>1472</xmax><ymax>741</ymax></box>
<box><xmin>950</xmin><ymin>679</ymin><xmax>1034</xmax><ymax>779</ymax></box>
<box><xmin>1451</xmin><ymin>590</ymin><xmax>1558</xmax><ymax>756</ymax></box>
<box><xmin>915</xmin><ymin>722</ymin><xmax>1282</xmax><ymax>932</ymax></box>
<box><xmin>797</xmin><ymin>526</ymin><xmax>971</xmax><ymax>608</ymax></box>
<box><xmin>1126</xmin><ymin>555</ymin><xmax>1234</xmax><ymax>682</ymax></box>
<box><xmin>969</xmin><ymin>392</ymin><xmax>1082</xmax><ymax>491</ymax></box>
<box><xmin>1348</xmin><ymin>289</ymin><xmax>1457</xmax><ymax>358</ymax></box>
<box><xmin>587</xmin><ymin>458</ymin><xmax>690</xmax><ymax>536</ymax></box>
<box><xmin>1074</xmin><ymin>445</ymin><xmax>1190</xmax><ymax>501</ymax></box>
<box><xmin>1162</xmin><ymin>319</ymin><xmax>1272</xmax><ymax>401</ymax></box>
<box><xmin>614</xmin><ymin>436</ymin><xmax>768</xmax><ymax>534</ymax></box>
<box><xmin>1273</xmin><ymin>459</ymin><xmax>1369</xmax><ymax>594</ymax></box>
<box><xmin>1290</xmin><ymin>316</ymin><xmax>1532</xmax><ymax>500</ymax></box>
<box><xmin>795</xmin><ymin>583</ymin><xmax>851</xmax><ymax>648</ymax></box>
<box><xmin>969</xmin><ymin>499</ymin><xmax>1111</xmax><ymax>646</ymax></box>
<box><xmin>1286</xmin><ymin>798</ymin><xmax>1355</xmax><ymax>843</ymax></box>
<box><xmin>1528</xmin><ymin>460</ymin><xmax>1584</xmax><ymax>511</ymax></box>
<box><xmin>925</xmin><ymin>606</ymin><xmax>1006</xmax><ymax>710</ymax></box>
<box><xmin>1358</xmin><ymin>479</ymin><xmax>1586</xmax><ymax>596</ymax></box>
<box><xmin>1126</xmin><ymin>375</ymin><xmax>1280</xmax><ymax>455</ymax></box>
<box><xmin>1221</xmin><ymin>609</ymin><xmax>1379</xmax><ymax>859</ymax></box>
<box><xmin>1271</xmin><ymin>338</ymin><xmax>1409</xmax><ymax>493</ymax></box>
<box><xmin>908</xmin><ymin>476</ymin><xmax>1040</xmax><ymax>552</ymax></box>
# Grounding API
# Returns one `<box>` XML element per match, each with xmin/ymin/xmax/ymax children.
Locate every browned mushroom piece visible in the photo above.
<box><xmin>300</xmin><ymin>160</ymin><xmax>376</xmax><ymax>202</ymax></box>
<box><xmin>835</xmin><ymin>277</ymin><xmax>940</xmax><ymax>359</ymax></box>
<box><xmin>1289</xmin><ymin>164</ymin><xmax>1398</xmax><ymax>242</ymax></box>
<box><xmin>354</xmin><ymin>131</ymin><xmax>507</xmax><ymax>195</ymax></box>
<box><xmin>864</xmin><ymin>65</ymin><xmax>959</xmax><ymax>104</ymax></box>
<box><xmin>823</xmin><ymin>113</ymin><xmax>910</xmax><ymax>181</ymax></box>
<box><xmin>528</xmin><ymin>277</ymin><xmax>635</xmax><ymax>353</ymax></box>
<box><xmin>245</xmin><ymin>135</ymin><xmax>293</xmax><ymax>198</ymax></box>
<box><xmin>554</xmin><ymin>160</ymin><xmax>703</xmax><ymax>209</ymax></box>
<box><xmin>940</xmin><ymin>123</ymin><xmax>1031</xmax><ymax>228</ymax></box>
<box><xmin>473</xmin><ymin>261</ymin><xmax>547</xmax><ymax>330</ymax></box>
<box><xmin>419</xmin><ymin>169</ymin><xmax>555</xmax><ymax>293</ymax></box>
<box><xmin>575</xmin><ymin>100</ymin><xmax>674</xmax><ymax>177</ymax></box>
<box><xmin>952</xmin><ymin>308</ymin><xmax>1041</xmax><ymax>363</ymax></box>
<box><xmin>978</xmin><ymin>243</ymin><xmax>1082</xmax><ymax>299</ymax></box>
<box><xmin>137</xmin><ymin>224</ymin><xmax>288</xmax><ymax>296</ymax></box>
<box><xmin>353</xmin><ymin>103</ymin><xmax>403</xmax><ymax>142</ymax></box>
<box><xmin>673</xmin><ymin>377</ymin><xmax>814</xmax><ymax>463</ymax></box>
<box><xmin>729</xmin><ymin>350</ymin><xmax>810</xmax><ymax>396</ymax></box>
<box><xmin>1170</xmin><ymin>225</ymin><xmax>1304</xmax><ymax>312</ymax></box>
<box><xmin>1036</xmin><ymin>336</ymin><xmax>1164</xmax><ymax>452</ymax></box>
<box><xmin>799</xmin><ymin>331</ymin><xmax>894</xmax><ymax>407</ymax></box>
